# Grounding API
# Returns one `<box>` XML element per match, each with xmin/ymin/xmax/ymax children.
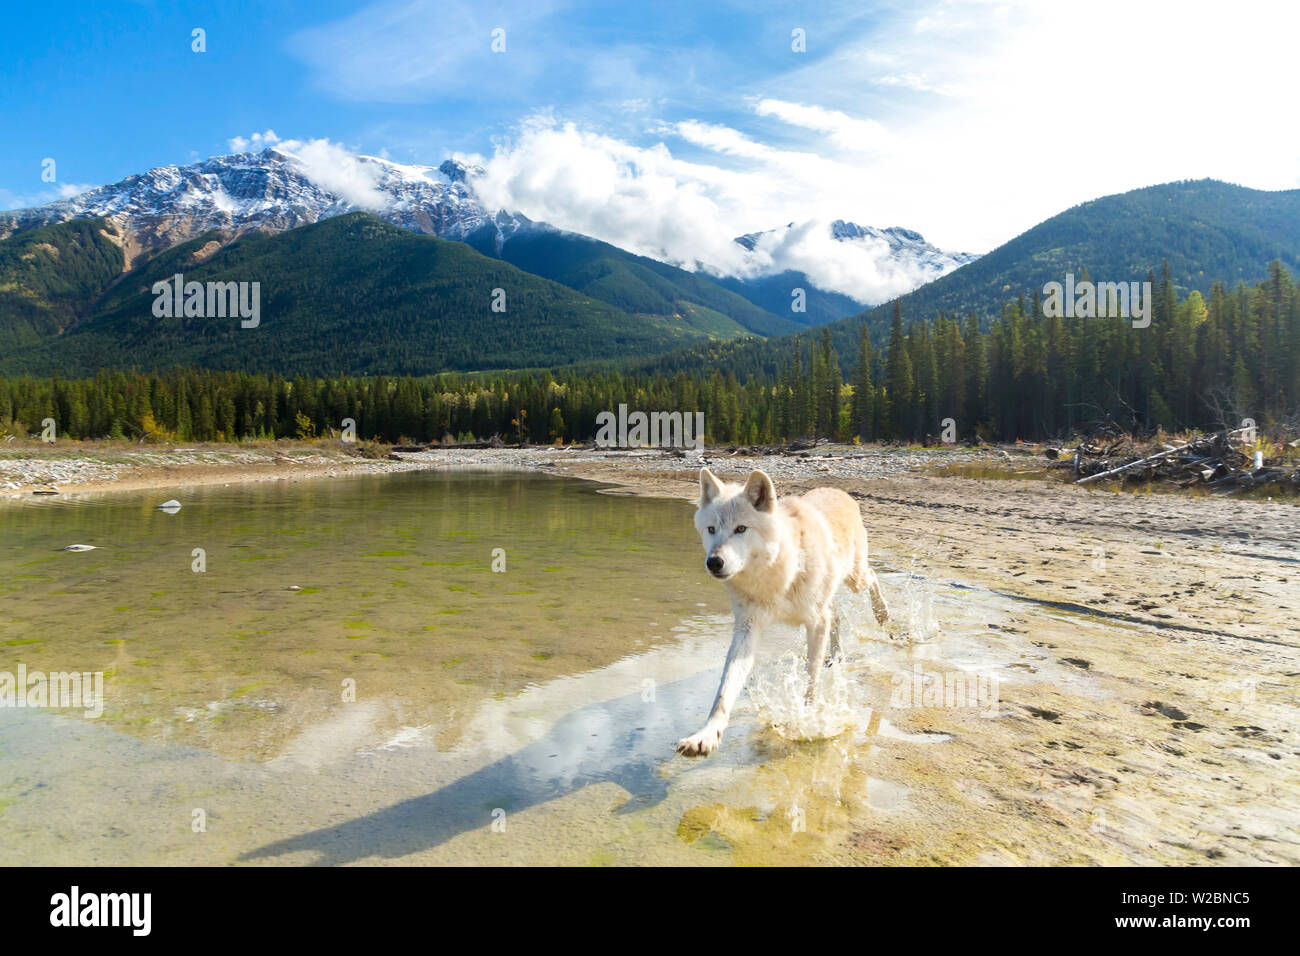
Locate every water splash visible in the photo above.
<box><xmin>744</xmin><ymin>561</ymin><xmax>948</xmax><ymax>741</ymax></box>
<box><xmin>884</xmin><ymin>558</ymin><xmax>943</xmax><ymax>644</ymax></box>
<box><xmin>747</xmin><ymin>646</ymin><xmax>858</xmax><ymax>741</ymax></box>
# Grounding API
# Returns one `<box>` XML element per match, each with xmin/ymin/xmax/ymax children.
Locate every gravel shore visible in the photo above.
<box><xmin>0</xmin><ymin>440</ymin><xmax>1007</xmax><ymax>497</ymax></box>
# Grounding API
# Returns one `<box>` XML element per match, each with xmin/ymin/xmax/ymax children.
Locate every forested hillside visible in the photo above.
<box><xmin>713</xmin><ymin>270</ymin><xmax>865</xmax><ymax>328</ymax></box>
<box><xmin>0</xmin><ymin>214</ymin><xmax>731</xmax><ymax>376</ymax></box>
<box><xmin>5</xmin><ymin>263</ymin><xmax>1295</xmax><ymax>444</ymax></box>
<box><xmin>0</xmin><ymin>218</ymin><xmax>125</xmax><ymax>353</ymax></box>
<box><xmin>461</xmin><ymin>224</ymin><xmax>800</xmax><ymax>337</ymax></box>
<box><xmin>843</xmin><ymin>178</ymin><xmax>1300</xmax><ymax>340</ymax></box>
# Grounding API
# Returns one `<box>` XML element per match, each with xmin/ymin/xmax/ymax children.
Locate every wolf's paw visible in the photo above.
<box><xmin>675</xmin><ymin>727</ymin><xmax>722</xmax><ymax>757</ymax></box>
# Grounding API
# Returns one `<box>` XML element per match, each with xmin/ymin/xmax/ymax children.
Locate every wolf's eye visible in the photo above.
<box><xmin>735</xmin><ymin>525</ymin><xmax>747</xmax><ymax>534</ymax></box>
<box><xmin>707</xmin><ymin>526</ymin><xmax>716</xmax><ymax>535</ymax></box>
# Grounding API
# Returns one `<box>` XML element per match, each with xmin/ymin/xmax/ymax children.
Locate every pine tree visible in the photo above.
<box><xmin>886</xmin><ymin>303</ymin><xmax>915</xmax><ymax>440</ymax></box>
<box><xmin>852</xmin><ymin>325</ymin><xmax>875</xmax><ymax>441</ymax></box>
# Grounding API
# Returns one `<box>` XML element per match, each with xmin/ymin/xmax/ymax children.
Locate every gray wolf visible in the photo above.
<box><xmin>676</xmin><ymin>467</ymin><xmax>889</xmax><ymax>756</ymax></box>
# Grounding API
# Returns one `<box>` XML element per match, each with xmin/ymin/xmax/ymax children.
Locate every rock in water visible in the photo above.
<box><xmin>158</xmin><ymin>499</ymin><xmax>182</xmax><ymax>513</ymax></box>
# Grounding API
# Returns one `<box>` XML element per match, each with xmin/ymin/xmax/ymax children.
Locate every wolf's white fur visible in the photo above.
<box><xmin>676</xmin><ymin>468</ymin><xmax>889</xmax><ymax>756</ymax></box>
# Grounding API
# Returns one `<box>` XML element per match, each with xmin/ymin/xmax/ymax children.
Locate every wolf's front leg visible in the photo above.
<box><xmin>804</xmin><ymin>607</ymin><xmax>833</xmax><ymax>704</ymax></box>
<box><xmin>676</xmin><ymin>613</ymin><xmax>761</xmax><ymax>757</ymax></box>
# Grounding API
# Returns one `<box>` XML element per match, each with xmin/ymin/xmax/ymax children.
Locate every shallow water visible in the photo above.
<box><xmin>0</xmin><ymin>471</ymin><xmax>732</xmax><ymax>761</ymax></box>
<box><xmin>0</xmin><ymin>471</ymin><xmax>1129</xmax><ymax>865</ymax></box>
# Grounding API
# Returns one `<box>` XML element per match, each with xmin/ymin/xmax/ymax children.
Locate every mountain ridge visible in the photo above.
<box><xmin>0</xmin><ymin>147</ymin><xmax>972</xmax><ymax>328</ymax></box>
<box><xmin>622</xmin><ymin>178</ymin><xmax>1300</xmax><ymax>381</ymax></box>
<box><xmin>0</xmin><ymin>213</ymin><xmax>747</xmax><ymax>377</ymax></box>
<box><xmin>840</xmin><ymin>178</ymin><xmax>1300</xmax><ymax>335</ymax></box>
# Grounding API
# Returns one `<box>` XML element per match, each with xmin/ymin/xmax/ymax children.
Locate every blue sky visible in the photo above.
<box><xmin>1</xmin><ymin>1</ymin><xmax>886</xmax><ymax>202</ymax></box>
<box><xmin>4</xmin><ymin>0</ymin><xmax>1298</xmax><ymax>261</ymax></box>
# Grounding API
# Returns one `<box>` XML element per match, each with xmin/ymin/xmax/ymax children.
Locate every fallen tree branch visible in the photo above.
<box><xmin>1075</xmin><ymin>443</ymin><xmax>1189</xmax><ymax>484</ymax></box>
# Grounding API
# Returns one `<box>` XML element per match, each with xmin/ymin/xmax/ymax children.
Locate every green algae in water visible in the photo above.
<box><xmin>0</xmin><ymin>471</ymin><xmax>726</xmax><ymax>765</ymax></box>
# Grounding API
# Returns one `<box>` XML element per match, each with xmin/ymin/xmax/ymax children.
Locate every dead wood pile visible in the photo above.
<box><xmin>1064</xmin><ymin>429</ymin><xmax>1300</xmax><ymax>491</ymax></box>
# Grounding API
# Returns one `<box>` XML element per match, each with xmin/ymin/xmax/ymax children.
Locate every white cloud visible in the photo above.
<box><xmin>277</xmin><ymin>138</ymin><xmax>393</xmax><ymax>211</ymax></box>
<box><xmin>673</xmin><ymin>120</ymin><xmax>772</xmax><ymax>162</ymax></box>
<box><xmin>468</xmin><ymin>115</ymin><xmax>951</xmax><ymax>303</ymax></box>
<box><xmin>872</xmin><ymin>73</ymin><xmax>960</xmax><ymax>97</ymax></box>
<box><xmin>0</xmin><ymin>182</ymin><xmax>100</xmax><ymax>210</ymax></box>
<box><xmin>745</xmin><ymin>222</ymin><xmax>955</xmax><ymax>304</ymax></box>
<box><xmin>227</xmin><ymin>129</ymin><xmax>280</xmax><ymax>152</ymax></box>
<box><xmin>56</xmin><ymin>182</ymin><xmax>98</xmax><ymax>199</ymax></box>
<box><xmin>227</xmin><ymin>134</ymin><xmax>393</xmax><ymax>211</ymax></box>
<box><xmin>754</xmin><ymin>99</ymin><xmax>893</xmax><ymax>154</ymax></box>
<box><xmin>471</xmin><ymin>120</ymin><xmax>754</xmax><ymax>274</ymax></box>
<box><xmin>770</xmin><ymin>0</ymin><xmax>1300</xmax><ymax>250</ymax></box>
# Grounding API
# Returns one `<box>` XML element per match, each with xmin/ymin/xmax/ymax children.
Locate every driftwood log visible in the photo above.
<box><xmin>1071</xmin><ymin>427</ymin><xmax>1298</xmax><ymax>491</ymax></box>
<box><xmin>1076</xmin><ymin>442</ymin><xmax>1198</xmax><ymax>484</ymax></box>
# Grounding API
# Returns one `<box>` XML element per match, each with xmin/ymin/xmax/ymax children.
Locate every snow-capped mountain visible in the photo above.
<box><xmin>726</xmin><ymin>217</ymin><xmax>979</xmax><ymax>308</ymax></box>
<box><xmin>734</xmin><ymin>218</ymin><xmax>977</xmax><ymax>305</ymax></box>
<box><xmin>829</xmin><ymin>220</ymin><xmax>978</xmax><ymax>272</ymax></box>
<box><xmin>0</xmin><ymin>146</ymin><xmax>976</xmax><ymax>308</ymax></box>
<box><xmin>0</xmin><ymin>148</ymin><xmax>530</xmax><ymax>266</ymax></box>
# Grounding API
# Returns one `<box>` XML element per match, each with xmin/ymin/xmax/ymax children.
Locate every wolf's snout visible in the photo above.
<box><xmin>706</xmin><ymin>555</ymin><xmax>725</xmax><ymax>574</ymax></box>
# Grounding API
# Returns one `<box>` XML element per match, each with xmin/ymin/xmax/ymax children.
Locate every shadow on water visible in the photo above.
<box><xmin>241</xmin><ymin>669</ymin><xmax>722</xmax><ymax>865</ymax></box>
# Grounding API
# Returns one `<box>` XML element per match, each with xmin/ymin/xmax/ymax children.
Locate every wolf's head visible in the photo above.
<box><xmin>693</xmin><ymin>468</ymin><xmax>780</xmax><ymax>581</ymax></box>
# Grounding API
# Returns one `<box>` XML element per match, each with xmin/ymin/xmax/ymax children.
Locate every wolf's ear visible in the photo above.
<box><xmin>743</xmin><ymin>470</ymin><xmax>776</xmax><ymax>513</ymax></box>
<box><xmin>699</xmin><ymin>467</ymin><xmax>724</xmax><ymax>505</ymax></box>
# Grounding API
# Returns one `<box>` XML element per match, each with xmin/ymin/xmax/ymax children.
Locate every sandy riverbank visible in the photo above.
<box><xmin>2</xmin><ymin>441</ymin><xmax>1297</xmax><ymax>863</ymax></box>
<box><xmin>540</xmin><ymin>447</ymin><xmax>1299</xmax><ymax>862</ymax></box>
